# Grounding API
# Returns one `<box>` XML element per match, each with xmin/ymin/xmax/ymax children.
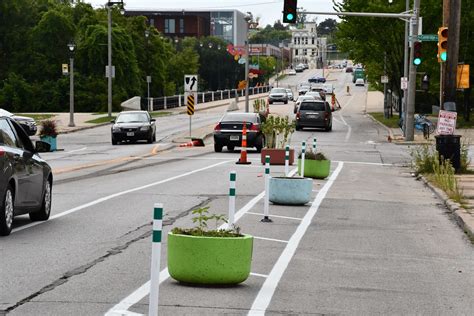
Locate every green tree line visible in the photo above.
<box><xmin>335</xmin><ymin>0</ymin><xmax>474</xmax><ymax>114</ymax></box>
<box><xmin>0</xmin><ymin>0</ymin><xmax>245</xmax><ymax>113</ymax></box>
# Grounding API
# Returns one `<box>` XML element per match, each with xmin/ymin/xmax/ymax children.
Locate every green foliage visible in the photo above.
<box><xmin>171</xmin><ymin>205</ymin><xmax>243</xmax><ymax>238</ymax></box>
<box><xmin>249</xmin><ymin>25</ymin><xmax>291</xmax><ymax>47</ymax></box>
<box><xmin>369</xmin><ymin>112</ymin><xmax>401</xmax><ymax>128</ymax></box>
<box><xmin>261</xmin><ymin>115</ymin><xmax>295</xmax><ymax>149</ymax></box>
<box><xmin>39</xmin><ymin>119</ymin><xmax>58</xmax><ymax>137</ymax></box>
<box><xmin>299</xmin><ymin>149</ymin><xmax>328</xmax><ymax>161</ymax></box>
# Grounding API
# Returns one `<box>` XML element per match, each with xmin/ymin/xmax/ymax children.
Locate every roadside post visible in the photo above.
<box><xmin>313</xmin><ymin>137</ymin><xmax>317</xmax><ymax>152</ymax></box>
<box><xmin>284</xmin><ymin>145</ymin><xmax>290</xmax><ymax>176</ymax></box>
<box><xmin>149</xmin><ymin>203</ymin><xmax>163</xmax><ymax>316</ymax></box>
<box><xmin>228</xmin><ymin>171</ymin><xmax>236</xmax><ymax>228</ymax></box>
<box><xmin>300</xmin><ymin>141</ymin><xmax>306</xmax><ymax>177</ymax></box>
<box><xmin>261</xmin><ymin>155</ymin><xmax>272</xmax><ymax>222</ymax></box>
<box><xmin>184</xmin><ymin>75</ymin><xmax>198</xmax><ymax>137</ymax></box>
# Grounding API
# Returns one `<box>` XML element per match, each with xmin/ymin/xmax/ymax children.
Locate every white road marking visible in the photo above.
<box><xmin>106</xmin><ymin>168</ymin><xmax>299</xmax><ymax>315</ymax></box>
<box><xmin>248</xmin><ymin>162</ymin><xmax>344</xmax><ymax>316</ymax></box>
<box><xmin>246</xmin><ymin>212</ymin><xmax>303</xmax><ymax>221</ymax></box>
<box><xmin>250</xmin><ymin>272</ymin><xmax>269</xmax><ymax>278</ymax></box>
<box><xmin>12</xmin><ymin>160</ymin><xmax>231</xmax><ymax>234</ymax></box>
<box><xmin>253</xmin><ymin>236</ymin><xmax>289</xmax><ymax>244</ymax></box>
<box><xmin>334</xmin><ymin>160</ymin><xmax>394</xmax><ymax>166</ymax></box>
<box><xmin>67</xmin><ymin>146</ymin><xmax>87</xmax><ymax>153</ymax></box>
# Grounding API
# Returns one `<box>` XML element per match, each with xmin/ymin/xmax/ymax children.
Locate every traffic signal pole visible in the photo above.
<box><xmin>405</xmin><ymin>0</ymin><xmax>420</xmax><ymax>141</ymax></box>
<box><xmin>445</xmin><ymin>0</ymin><xmax>461</xmax><ymax>104</ymax></box>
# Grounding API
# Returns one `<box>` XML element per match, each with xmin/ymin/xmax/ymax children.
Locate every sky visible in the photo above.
<box><xmin>84</xmin><ymin>0</ymin><xmax>340</xmax><ymax>27</ymax></box>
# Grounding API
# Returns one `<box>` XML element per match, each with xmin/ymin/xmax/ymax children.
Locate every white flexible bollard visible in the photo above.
<box><xmin>149</xmin><ymin>203</ymin><xmax>163</xmax><ymax>316</ymax></box>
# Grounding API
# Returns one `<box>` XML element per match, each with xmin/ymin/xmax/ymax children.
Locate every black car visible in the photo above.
<box><xmin>213</xmin><ymin>112</ymin><xmax>264</xmax><ymax>152</ymax></box>
<box><xmin>295</xmin><ymin>100</ymin><xmax>332</xmax><ymax>131</ymax></box>
<box><xmin>0</xmin><ymin>116</ymin><xmax>53</xmax><ymax>236</ymax></box>
<box><xmin>0</xmin><ymin>109</ymin><xmax>38</xmax><ymax>136</ymax></box>
<box><xmin>111</xmin><ymin>111</ymin><xmax>156</xmax><ymax>145</ymax></box>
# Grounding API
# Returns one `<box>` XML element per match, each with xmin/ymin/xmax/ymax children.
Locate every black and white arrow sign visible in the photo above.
<box><xmin>184</xmin><ymin>75</ymin><xmax>198</xmax><ymax>92</ymax></box>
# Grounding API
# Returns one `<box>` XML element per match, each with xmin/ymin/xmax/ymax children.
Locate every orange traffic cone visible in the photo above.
<box><xmin>236</xmin><ymin>121</ymin><xmax>251</xmax><ymax>165</ymax></box>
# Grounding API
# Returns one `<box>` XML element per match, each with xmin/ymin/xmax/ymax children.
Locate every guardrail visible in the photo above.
<box><xmin>141</xmin><ymin>86</ymin><xmax>271</xmax><ymax>111</ymax></box>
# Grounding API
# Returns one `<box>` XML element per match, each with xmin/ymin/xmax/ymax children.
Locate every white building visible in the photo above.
<box><xmin>290</xmin><ymin>22</ymin><xmax>327</xmax><ymax>69</ymax></box>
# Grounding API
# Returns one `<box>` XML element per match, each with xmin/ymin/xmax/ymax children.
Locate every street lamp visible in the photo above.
<box><xmin>244</xmin><ymin>12</ymin><xmax>253</xmax><ymax>113</ymax></box>
<box><xmin>67</xmin><ymin>42</ymin><xmax>76</xmax><ymax>127</ymax></box>
<box><xmin>145</xmin><ymin>29</ymin><xmax>151</xmax><ymax>112</ymax></box>
<box><xmin>106</xmin><ymin>0</ymin><xmax>125</xmax><ymax>118</ymax></box>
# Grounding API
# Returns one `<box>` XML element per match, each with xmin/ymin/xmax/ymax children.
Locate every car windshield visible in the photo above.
<box><xmin>298</xmin><ymin>96</ymin><xmax>315</xmax><ymax>102</ymax></box>
<box><xmin>116</xmin><ymin>113</ymin><xmax>149</xmax><ymax>123</ymax></box>
<box><xmin>271</xmin><ymin>88</ymin><xmax>287</xmax><ymax>94</ymax></box>
<box><xmin>221</xmin><ymin>113</ymin><xmax>258</xmax><ymax>123</ymax></box>
<box><xmin>0</xmin><ymin>109</ymin><xmax>13</xmax><ymax>117</ymax></box>
<box><xmin>299</xmin><ymin>102</ymin><xmax>326</xmax><ymax>111</ymax></box>
<box><xmin>286</xmin><ymin>89</ymin><xmax>292</xmax><ymax>93</ymax></box>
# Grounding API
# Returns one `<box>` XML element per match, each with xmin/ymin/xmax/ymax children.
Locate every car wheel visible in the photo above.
<box><xmin>325</xmin><ymin>122</ymin><xmax>332</xmax><ymax>132</ymax></box>
<box><xmin>30</xmin><ymin>179</ymin><xmax>52</xmax><ymax>221</ymax></box>
<box><xmin>214</xmin><ymin>143</ymin><xmax>223</xmax><ymax>152</ymax></box>
<box><xmin>255</xmin><ymin>135</ymin><xmax>264</xmax><ymax>153</ymax></box>
<box><xmin>153</xmin><ymin>133</ymin><xmax>156</xmax><ymax>142</ymax></box>
<box><xmin>295</xmin><ymin>125</ymin><xmax>301</xmax><ymax>131</ymax></box>
<box><xmin>147</xmin><ymin>132</ymin><xmax>153</xmax><ymax>144</ymax></box>
<box><xmin>0</xmin><ymin>184</ymin><xmax>14</xmax><ymax>236</ymax></box>
<box><xmin>112</xmin><ymin>137</ymin><xmax>117</xmax><ymax>145</ymax></box>
<box><xmin>227</xmin><ymin>145</ymin><xmax>235</xmax><ymax>152</ymax></box>
<box><xmin>269</xmin><ymin>101</ymin><xmax>273</xmax><ymax>104</ymax></box>
<box><xmin>284</xmin><ymin>100</ymin><xmax>288</xmax><ymax>104</ymax></box>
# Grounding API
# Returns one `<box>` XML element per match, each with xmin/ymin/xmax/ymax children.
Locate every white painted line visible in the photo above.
<box><xmin>250</xmin><ymin>272</ymin><xmax>269</xmax><ymax>278</ymax></box>
<box><xmin>67</xmin><ymin>146</ymin><xmax>87</xmax><ymax>154</ymax></box>
<box><xmin>246</xmin><ymin>212</ymin><xmax>302</xmax><ymax>221</ymax></box>
<box><xmin>253</xmin><ymin>236</ymin><xmax>288</xmax><ymax>244</ymax></box>
<box><xmin>248</xmin><ymin>162</ymin><xmax>344</xmax><ymax>316</ymax></box>
<box><xmin>13</xmin><ymin>160</ymin><xmax>231</xmax><ymax>234</ymax></box>
<box><xmin>333</xmin><ymin>160</ymin><xmax>394</xmax><ymax>166</ymax></box>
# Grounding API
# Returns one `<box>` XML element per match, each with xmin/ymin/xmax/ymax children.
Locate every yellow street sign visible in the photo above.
<box><xmin>187</xmin><ymin>94</ymin><xmax>195</xmax><ymax>115</ymax></box>
<box><xmin>62</xmin><ymin>64</ymin><xmax>69</xmax><ymax>75</ymax></box>
<box><xmin>457</xmin><ymin>64</ymin><xmax>470</xmax><ymax>89</ymax></box>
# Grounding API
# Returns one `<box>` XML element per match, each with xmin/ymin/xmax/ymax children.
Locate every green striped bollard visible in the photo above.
<box><xmin>261</xmin><ymin>155</ymin><xmax>272</xmax><ymax>222</ymax></box>
<box><xmin>313</xmin><ymin>137</ymin><xmax>317</xmax><ymax>152</ymax></box>
<box><xmin>285</xmin><ymin>145</ymin><xmax>290</xmax><ymax>176</ymax></box>
<box><xmin>228</xmin><ymin>171</ymin><xmax>236</xmax><ymax>228</ymax></box>
<box><xmin>149</xmin><ymin>203</ymin><xmax>163</xmax><ymax>316</ymax></box>
<box><xmin>300</xmin><ymin>141</ymin><xmax>306</xmax><ymax>177</ymax></box>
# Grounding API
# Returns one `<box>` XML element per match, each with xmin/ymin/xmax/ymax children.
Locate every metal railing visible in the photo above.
<box><xmin>141</xmin><ymin>86</ymin><xmax>271</xmax><ymax>111</ymax></box>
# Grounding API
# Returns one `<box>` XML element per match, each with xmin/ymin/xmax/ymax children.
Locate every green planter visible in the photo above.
<box><xmin>167</xmin><ymin>233</ymin><xmax>253</xmax><ymax>285</ymax></box>
<box><xmin>40</xmin><ymin>135</ymin><xmax>57</xmax><ymax>152</ymax></box>
<box><xmin>297</xmin><ymin>159</ymin><xmax>331</xmax><ymax>179</ymax></box>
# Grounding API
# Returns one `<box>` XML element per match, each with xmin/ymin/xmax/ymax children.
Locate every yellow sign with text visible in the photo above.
<box><xmin>457</xmin><ymin>64</ymin><xmax>470</xmax><ymax>89</ymax></box>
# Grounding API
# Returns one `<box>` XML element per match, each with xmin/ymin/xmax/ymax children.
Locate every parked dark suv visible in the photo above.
<box><xmin>0</xmin><ymin>116</ymin><xmax>53</xmax><ymax>236</ymax></box>
<box><xmin>295</xmin><ymin>100</ymin><xmax>332</xmax><ymax>131</ymax></box>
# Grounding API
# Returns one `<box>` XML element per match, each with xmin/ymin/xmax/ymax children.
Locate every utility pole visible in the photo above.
<box><xmin>444</xmin><ymin>0</ymin><xmax>461</xmax><ymax>105</ymax></box>
<box><xmin>383</xmin><ymin>51</ymin><xmax>388</xmax><ymax>119</ymax></box>
<box><xmin>405</xmin><ymin>0</ymin><xmax>420</xmax><ymax>141</ymax></box>
<box><xmin>107</xmin><ymin>4</ymin><xmax>113</xmax><ymax>118</ymax></box>
<box><xmin>440</xmin><ymin>0</ymin><xmax>450</xmax><ymax>108</ymax></box>
<box><xmin>402</xmin><ymin>0</ymin><xmax>409</xmax><ymax>133</ymax></box>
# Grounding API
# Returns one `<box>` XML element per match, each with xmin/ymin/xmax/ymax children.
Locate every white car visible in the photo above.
<box><xmin>355</xmin><ymin>78</ymin><xmax>365</xmax><ymax>86</ymax></box>
<box><xmin>323</xmin><ymin>83</ymin><xmax>335</xmax><ymax>94</ymax></box>
<box><xmin>286</xmin><ymin>89</ymin><xmax>294</xmax><ymax>101</ymax></box>
<box><xmin>288</xmin><ymin>69</ymin><xmax>296</xmax><ymax>75</ymax></box>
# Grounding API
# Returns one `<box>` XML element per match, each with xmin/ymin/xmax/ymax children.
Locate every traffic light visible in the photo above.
<box><xmin>283</xmin><ymin>0</ymin><xmax>297</xmax><ymax>24</ymax></box>
<box><xmin>421</xmin><ymin>73</ymin><xmax>430</xmax><ymax>91</ymax></box>
<box><xmin>437</xmin><ymin>26</ymin><xmax>448</xmax><ymax>62</ymax></box>
<box><xmin>413</xmin><ymin>41</ymin><xmax>422</xmax><ymax>66</ymax></box>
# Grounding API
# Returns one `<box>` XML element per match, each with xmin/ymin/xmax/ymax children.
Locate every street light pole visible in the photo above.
<box><xmin>244</xmin><ymin>13</ymin><xmax>252</xmax><ymax>113</ymax></box>
<box><xmin>145</xmin><ymin>29</ymin><xmax>151</xmax><ymax>112</ymax></box>
<box><xmin>68</xmin><ymin>42</ymin><xmax>76</xmax><ymax>127</ymax></box>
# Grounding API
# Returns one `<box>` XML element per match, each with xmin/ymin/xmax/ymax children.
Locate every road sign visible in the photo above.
<box><xmin>186</xmin><ymin>92</ymin><xmax>196</xmax><ymax>115</ymax></box>
<box><xmin>409</xmin><ymin>34</ymin><xmax>438</xmax><ymax>42</ymax></box>
<box><xmin>184</xmin><ymin>75</ymin><xmax>198</xmax><ymax>92</ymax></box>
<box><xmin>146</xmin><ymin>75</ymin><xmax>152</xmax><ymax>83</ymax></box>
<box><xmin>381</xmin><ymin>75</ymin><xmax>389</xmax><ymax>83</ymax></box>
<box><xmin>62</xmin><ymin>64</ymin><xmax>69</xmax><ymax>75</ymax></box>
<box><xmin>401</xmin><ymin>77</ymin><xmax>408</xmax><ymax>90</ymax></box>
<box><xmin>437</xmin><ymin>110</ymin><xmax>457</xmax><ymax>135</ymax></box>
<box><xmin>105</xmin><ymin>65</ymin><xmax>115</xmax><ymax>78</ymax></box>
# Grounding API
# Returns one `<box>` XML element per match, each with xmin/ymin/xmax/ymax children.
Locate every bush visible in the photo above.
<box><xmin>39</xmin><ymin>119</ymin><xmax>58</xmax><ymax>137</ymax></box>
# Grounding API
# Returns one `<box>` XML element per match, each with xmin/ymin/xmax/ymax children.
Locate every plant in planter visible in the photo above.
<box><xmin>260</xmin><ymin>115</ymin><xmax>295</xmax><ymax>165</ymax></box>
<box><xmin>298</xmin><ymin>149</ymin><xmax>331</xmax><ymax>179</ymax></box>
<box><xmin>168</xmin><ymin>206</ymin><xmax>253</xmax><ymax>285</ymax></box>
<box><xmin>39</xmin><ymin>119</ymin><xmax>58</xmax><ymax>151</ymax></box>
<box><xmin>253</xmin><ymin>98</ymin><xmax>268</xmax><ymax>122</ymax></box>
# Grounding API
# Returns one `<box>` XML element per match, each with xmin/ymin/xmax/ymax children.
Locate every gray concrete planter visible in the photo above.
<box><xmin>269</xmin><ymin>176</ymin><xmax>313</xmax><ymax>205</ymax></box>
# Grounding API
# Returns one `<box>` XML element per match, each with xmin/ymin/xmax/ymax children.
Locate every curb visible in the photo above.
<box><xmin>57</xmin><ymin>122</ymin><xmax>111</xmax><ymax>135</ymax></box>
<box><xmin>419</xmin><ymin>175</ymin><xmax>474</xmax><ymax>242</ymax></box>
<box><xmin>366</xmin><ymin>113</ymin><xmax>395</xmax><ymax>141</ymax></box>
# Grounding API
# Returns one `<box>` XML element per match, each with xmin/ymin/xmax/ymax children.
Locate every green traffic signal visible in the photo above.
<box><xmin>286</xmin><ymin>13</ymin><xmax>294</xmax><ymax>21</ymax></box>
<box><xmin>413</xmin><ymin>58</ymin><xmax>422</xmax><ymax>66</ymax></box>
<box><xmin>440</xmin><ymin>51</ymin><xmax>447</xmax><ymax>62</ymax></box>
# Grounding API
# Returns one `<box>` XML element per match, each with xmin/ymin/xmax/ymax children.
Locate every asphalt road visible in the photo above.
<box><xmin>1</xmin><ymin>69</ymin><xmax>473</xmax><ymax>316</ymax></box>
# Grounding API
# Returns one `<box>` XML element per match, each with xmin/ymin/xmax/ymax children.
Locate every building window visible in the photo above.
<box><xmin>179</xmin><ymin>18</ymin><xmax>184</xmax><ymax>33</ymax></box>
<box><xmin>312</xmin><ymin>37</ymin><xmax>315</xmax><ymax>45</ymax></box>
<box><xmin>294</xmin><ymin>37</ymin><xmax>297</xmax><ymax>45</ymax></box>
<box><xmin>149</xmin><ymin>18</ymin><xmax>155</xmax><ymax>27</ymax></box>
<box><xmin>295</xmin><ymin>49</ymin><xmax>298</xmax><ymax>56</ymax></box>
<box><xmin>303</xmin><ymin>49</ymin><xmax>307</xmax><ymax>56</ymax></box>
<box><xmin>165</xmin><ymin>19</ymin><xmax>175</xmax><ymax>34</ymax></box>
<box><xmin>312</xmin><ymin>49</ymin><xmax>316</xmax><ymax>56</ymax></box>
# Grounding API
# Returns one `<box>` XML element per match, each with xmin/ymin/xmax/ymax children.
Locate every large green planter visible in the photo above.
<box><xmin>298</xmin><ymin>159</ymin><xmax>331</xmax><ymax>179</ymax></box>
<box><xmin>167</xmin><ymin>233</ymin><xmax>253</xmax><ymax>285</ymax></box>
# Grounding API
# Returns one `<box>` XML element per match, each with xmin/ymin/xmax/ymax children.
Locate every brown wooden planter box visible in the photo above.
<box><xmin>261</xmin><ymin>148</ymin><xmax>294</xmax><ymax>165</ymax></box>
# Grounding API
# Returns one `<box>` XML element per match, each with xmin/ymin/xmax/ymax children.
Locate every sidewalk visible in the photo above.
<box><xmin>367</xmin><ymin>91</ymin><xmax>474</xmax><ymax>241</ymax></box>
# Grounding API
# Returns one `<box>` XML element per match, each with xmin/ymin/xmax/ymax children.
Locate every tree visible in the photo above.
<box><xmin>317</xmin><ymin>19</ymin><xmax>338</xmax><ymax>36</ymax></box>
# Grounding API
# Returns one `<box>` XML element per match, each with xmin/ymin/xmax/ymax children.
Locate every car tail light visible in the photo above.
<box><xmin>0</xmin><ymin>147</ymin><xmax>5</xmax><ymax>157</ymax></box>
<box><xmin>214</xmin><ymin>123</ymin><xmax>221</xmax><ymax>131</ymax></box>
<box><xmin>325</xmin><ymin>112</ymin><xmax>330</xmax><ymax>120</ymax></box>
<box><xmin>249</xmin><ymin>123</ymin><xmax>259</xmax><ymax>131</ymax></box>
<box><xmin>296</xmin><ymin>112</ymin><xmax>300</xmax><ymax>119</ymax></box>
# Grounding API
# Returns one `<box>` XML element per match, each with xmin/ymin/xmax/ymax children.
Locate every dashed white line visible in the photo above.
<box><xmin>246</xmin><ymin>212</ymin><xmax>303</xmax><ymax>221</ymax></box>
<box><xmin>253</xmin><ymin>236</ymin><xmax>289</xmax><ymax>244</ymax></box>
